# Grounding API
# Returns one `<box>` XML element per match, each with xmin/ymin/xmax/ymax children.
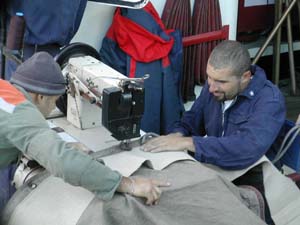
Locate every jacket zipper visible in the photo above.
<box><xmin>222</xmin><ymin>111</ymin><xmax>225</xmax><ymax>137</ymax></box>
<box><xmin>221</xmin><ymin>97</ymin><xmax>237</xmax><ymax>136</ymax></box>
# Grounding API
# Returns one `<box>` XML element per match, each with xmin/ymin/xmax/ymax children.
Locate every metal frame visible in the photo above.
<box><xmin>182</xmin><ymin>25</ymin><xmax>229</xmax><ymax>47</ymax></box>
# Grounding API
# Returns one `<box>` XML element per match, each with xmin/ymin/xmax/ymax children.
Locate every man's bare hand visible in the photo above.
<box><xmin>117</xmin><ymin>177</ymin><xmax>170</xmax><ymax>205</ymax></box>
<box><xmin>141</xmin><ymin>133</ymin><xmax>195</xmax><ymax>153</ymax></box>
<box><xmin>296</xmin><ymin>114</ymin><xmax>300</xmax><ymax>125</ymax></box>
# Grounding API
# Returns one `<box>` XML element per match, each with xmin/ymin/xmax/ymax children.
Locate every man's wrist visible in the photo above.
<box><xmin>117</xmin><ymin>177</ymin><xmax>134</xmax><ymax>195</ymax></box>
<box><xmin>128</xmin><ymin>177</ymin><xmax>135</xmax><ymax>195</ymax></box>
<box><xmin>184</xmin><ymin>137</ymin><xmax>195</xmax><ymax>152</ymax></box>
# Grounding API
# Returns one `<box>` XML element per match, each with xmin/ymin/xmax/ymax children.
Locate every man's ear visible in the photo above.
<box><xmin>37</xmin><ymin>94</ymin><xmax>44</xmax><ymax>103</ymax></box>
<box><xmin>33</xmin><ymin>94</ymin><xmax>44</xmax><ymax>105</ymax></box>
<box><xmin>241</xmin><ymin>70</ymin><xmax>251</xmax><ymax>84</ymax></box>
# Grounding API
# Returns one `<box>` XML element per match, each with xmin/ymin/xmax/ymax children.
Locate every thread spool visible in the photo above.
<box><xmin>6</xmin><ymin>12</ymin><xmax>25</xmax><ymax>50</ymax></box>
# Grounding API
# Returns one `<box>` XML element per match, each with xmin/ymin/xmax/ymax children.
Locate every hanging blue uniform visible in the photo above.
<box><xmin>100</xmin><ymin>2</ymin><xmax>184</xmax><ymax>134</ymax></box>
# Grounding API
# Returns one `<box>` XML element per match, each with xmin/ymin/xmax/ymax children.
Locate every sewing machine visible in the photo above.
<box><xmin>65</xmin><ymin>56</ymin><xmax>146</xmax><ymax>147</ymax></box>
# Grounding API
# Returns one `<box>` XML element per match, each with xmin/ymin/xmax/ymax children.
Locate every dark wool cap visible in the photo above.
<box><xmin>10</xmin><ymin>52</ymin><xmax>66</xmax><ymax>95</ymax></box>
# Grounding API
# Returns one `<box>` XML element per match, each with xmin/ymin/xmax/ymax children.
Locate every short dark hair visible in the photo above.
<box><xmin>208</xmin><ymin>40</ymin><xmax>251</xmax><ymax>77</ymax></box>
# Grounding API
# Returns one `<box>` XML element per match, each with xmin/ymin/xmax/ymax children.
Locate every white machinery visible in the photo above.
<box><xmin>65</xmin><ymin>56</ymin><xmax>147</xmax><ymax>143</ymax></box>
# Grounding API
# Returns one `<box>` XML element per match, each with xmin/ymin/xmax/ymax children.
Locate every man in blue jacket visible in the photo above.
<box><xmin>143</xmin><ymin>40</ymin><xmax>286</xmax><ymax>224</ymax></box>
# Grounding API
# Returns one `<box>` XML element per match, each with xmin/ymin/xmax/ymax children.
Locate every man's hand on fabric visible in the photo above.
<box><xmin>141</xmin><ymin>133</ymin><xmax>195</xmax><ymax>153</ymax></box>
<box><xmin>117</xmin><ymin>176</ymin><xmax>171</xmax><ymax>205</ymax></box>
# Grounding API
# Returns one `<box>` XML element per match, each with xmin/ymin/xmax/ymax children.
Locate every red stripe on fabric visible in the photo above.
<box><xmin>162</xmin><ymin>57</ymin><xmax>170</xmax><ymax>67</ymax></box>
<box><xmin>0</xmin><ymin>79</ymin><xmax>26</xmax><ymax>105</ymax></box>
<box><xmin>129</xmin><ymin>58</ymin><xmax>136</xmax><ymax>78</ymax></box>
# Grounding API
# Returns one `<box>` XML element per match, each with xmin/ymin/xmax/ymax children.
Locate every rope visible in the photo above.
<box><xmin>272</xmin><ymin>123</ymin><xmax>300</xmax><ymax>164</ymax></box>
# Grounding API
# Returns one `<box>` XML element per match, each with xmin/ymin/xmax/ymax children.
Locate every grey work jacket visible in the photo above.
<box><xmin>0</xmin><ymin>80</ymin><xmax>121</xmax><ymax>200</ymax></box>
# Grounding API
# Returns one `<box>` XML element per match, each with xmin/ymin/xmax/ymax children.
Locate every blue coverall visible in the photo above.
<box><xmin>172</xmin><ymin>65</ymin><xmax>286</xmax><ymax>170</ymax></box>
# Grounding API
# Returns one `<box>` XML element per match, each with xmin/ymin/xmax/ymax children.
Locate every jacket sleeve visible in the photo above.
<box><xmin>1</xmin><ymin>101</ymin><xmax>122</xmax><ymax>200</ymax></box>
<box><xmin>193</xmin><ymin>92</ymin><xmax>286</xmax><ymax>170</ymax></box>
<box><xmin>171</xmin><ymin>84</ymin><xmax>207</xmax><ymax>136</ymax></box>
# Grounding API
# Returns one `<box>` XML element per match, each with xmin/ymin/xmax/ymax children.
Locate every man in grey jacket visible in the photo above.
<box><xmin>0</xmin><ymin>52</ymin><xmax>169</xmax><ymax>213</ymax></box>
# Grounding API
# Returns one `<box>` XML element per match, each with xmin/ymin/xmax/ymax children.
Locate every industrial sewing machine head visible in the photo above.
<box><xmin>65</xmin><ymin>56</ymin><xmax>146</xmax><ymax>149</ymax></box>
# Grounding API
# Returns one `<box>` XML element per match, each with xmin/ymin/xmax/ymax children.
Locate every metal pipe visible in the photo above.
<box><xmin>252</xmin><ymin>0</ymin><xmax>297</xmax><ymax>65</ymax></box>
<box><xmin>286</xmin><ymin>0</ymin><xmax>297</xmax><ymax>95</ymax></box>
<box><xmin>272</xmin><ymin>0</ymin><xmax>282</xmax><ymax>85</ymax></box>
<box><xmin>182</xmin><ymin>25</ymin><xmax>229</xmax><ymax>47</ymax></box>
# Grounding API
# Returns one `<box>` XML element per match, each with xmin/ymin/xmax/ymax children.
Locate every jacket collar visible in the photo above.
<box><xmin>13</xmin><ymin>84</ymin><xmax>34</xmax><ymax>104</ymax></box>
<box><xmin>238</xmin><ymin>65</ymin><xmax>267</xmax><ymax>99</ymax></box>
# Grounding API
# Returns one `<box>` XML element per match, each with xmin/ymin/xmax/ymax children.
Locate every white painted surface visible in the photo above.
<box><xmin>219</xmin><ymin>0</ymin><xmax>238</xmax><ymax>40</ymax></box>
<box><xmin>71</xmin><ymin>2</ymin><xmax>115</xmax><ymax>51</ymax></box>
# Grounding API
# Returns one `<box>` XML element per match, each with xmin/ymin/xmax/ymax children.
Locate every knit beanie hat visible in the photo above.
<box><xmin>10</xmin><ymin>52</ymin><xmax>66</xmax><ymax>96</ymax></box>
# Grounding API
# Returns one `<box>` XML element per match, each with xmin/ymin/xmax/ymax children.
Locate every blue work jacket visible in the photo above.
<box><xmin>172</xmin><ymin>65</ymin><xmax>286</xmax><ymax>170</ymax></box>
<box><xmin>7</xmin><ymin>0</ymin><xmax>87</xmax><ymax>46</ymax></box>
